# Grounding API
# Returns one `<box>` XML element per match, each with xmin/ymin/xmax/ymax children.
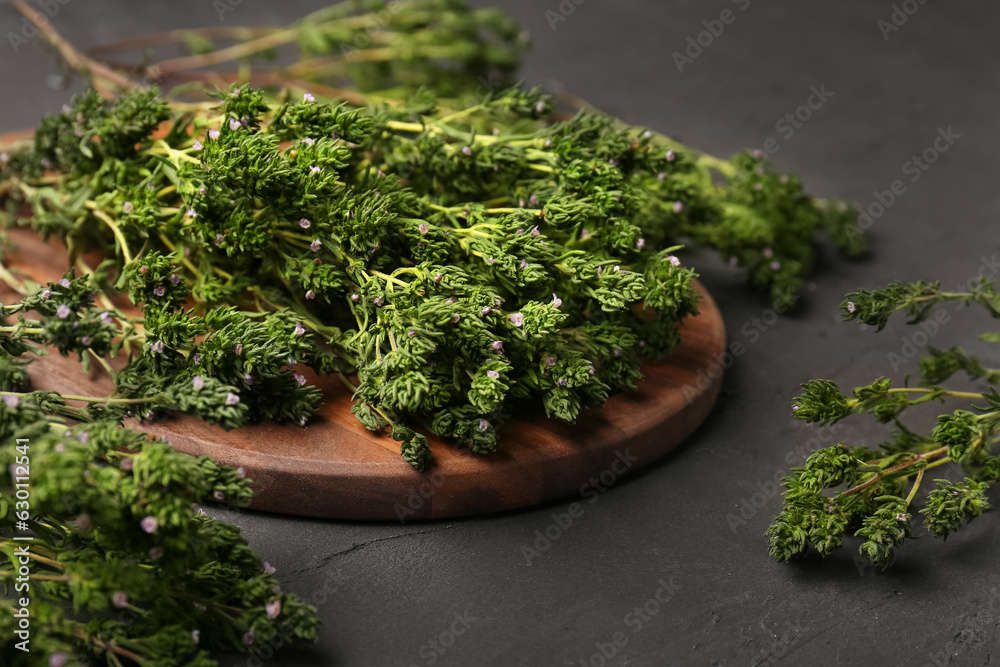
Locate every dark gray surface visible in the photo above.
<box><xmin>2</xmin><ymin>1</ymin><xmax>999</xmax><ymax>665</ymax></box>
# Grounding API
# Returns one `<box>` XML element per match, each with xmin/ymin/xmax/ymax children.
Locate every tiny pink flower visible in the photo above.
<box><xmin>41</xmin><ymin>289</ymin><xmax>52</xmax><ymax>298</ymax></box>
<box><xmin>487</xmin><ymin>370</ymin><xmax>499</xmax><ymax>379</ymax></box>
<box><xmin>234</xmin><ymin>343</ymin><xmax>243</xmax><ymax>355</ymax></box>
<box><xmin>309</xmin><ymin>165</ymin><xmax>321</xmax><ymax>175</ymax></box>
<box><xmin>266</xmin><ymin>600</ymin><xmax>282</xmax><ymax>619</ymax></box>
<box><xmin>762</xmin><ymin>248</ymin><xmax>773</xmax><ymax>259</ymax></box>
<box><xmin>771</xmin><ymin>261</ymin><xmax>781</xmax><ymax>270</ymax></box>
<box><xmin>294</xmin><ymin>323</ymin><xmax>306</xmax><ymax>335</ymax></box>
<box><xmin>294</xmin><ymin>373</ymin><xmax>306</xmax><ymax>386</ymax></box>
<box><xmin>668</xmin><ymin>256</ymin><xmax>681</xmax><ymax>267</ymax></box>
<box><xmin>208</xmin><ymin>129</ymin><xmax>220</xmax><ymax>140</ymax></box>
<box><xmin>243</xmin><ymin>630</ymin><xmax>255</xmax><ymax>646</ymax></box>
<box><xmin>153</xmin><ymin>286</ymin><xmax>166</xmax><ymax>297</ymax></box>
<box><xmin>49</xmin><ymin>653</ymin><xmax>68</xmax><ymax>667</ymax></box>
<box><xmin>192</xmin><ymin>376</ymin><xmax>204</xmax><ymax>391</ymax></box>
<box><xmin>305</xmin><ymin>290</ymin><xmax>316</xmax><ymax>300</ymax></box>
<box><xmin>192</xmin><ymin>140</ymin><xmax>203</xmax><ymax>150</ymax></box>
<box><xmin>546</xmin><ymin>356</ymin><xmax>556</xmax><ymax>366</ymax></box>
<box><xmin>59</xmin><ymin>278</ymin><xmax>71</xmax><ymax>288</ymax></box>
<box><xmin>491</xmin><ymin>341</ymin><xmax>503</xmax><ymax>350</ymax></box>
<box><xmin>673</xmin><ymin>201</ymin><xmax>684</xmax><ymax>213</ymax></box>
<box><xmin>551</xmin><ymin>293</ymin><xmax>562</xmax><ymax>308</ymax></box>
<box><xmin>113</xmin><ymin>592</ymin><xmax>128</xmax><ymax>608</ymax></box>
<box><xmin>311</xmin><ymin>239</ymin><xmax>322</xmax><ymax>252</ymax></box>
<box><xmin>299</xmin><ymin>218</ymin><xmax>311</xmax><ymax>229</ymax></box>
<box><xmin>461</xmin><ymin>146</ymin><xmax>472</xmax><ymax>156</ymax></box>
<box><xmin>123</xmin><ymin>201</ymin><xmax>134</xmax><ymax>214</ymax></box>
<box><xmin>121</xmin><ymin>458</ymin><xmax>133</xmax><ymax>470</ymax></box>
<box><xmin>2</xmin><ymin>394</ymin><xmax>18</xmax><ymax>409</ymax></box>
<box><xmin>520</xmin><ymin>259</ymin><xmax>529</xmax><ymax>269</ymax></box>
<box><xmin>192</xmin><ymin>630</ymin><xmax>200</xmax><ymax>644</ymax></box>
<box><xmin>225</xmin><ymin>392</ymin><xmax>240</xmax><ymax>405</ymax></box>
<box><xmin>846</xmin><ymin>302</ymin><xmax>856</xmax><ymax>313</ymax></box>
<box><xmin>666</xmin><ymin>149</ymin><xmax>675</xmax><ymax>161</ymax></box>
<box><xmin>350</xmin><ymin>293</ymin><xmax>359</xmax><ymax>302</ymax></box>
<box><xmin>510</xmin><ymin>313</ymin><xmax>524</xmax><ymax>327</ymax></box>
<box><xmin>636</xmin><ymin>238</ymin><xmax>645</xmax><ymax>250</ymax></box>
<box><xmin>228</xmin><ymin>117</ymin><xmax>242</xmax><ymax>131</ymax></box>
<box><xmin>150</xmin><ymin>340</ymin><xmax>165</xmax><ymax>354</ymax></box>
<box><xmin>478</xmin><ymin>419</ymin><xmax>489</xmax><ymax>432</ymax></box>
<box><xmin>301</xmin><ymin>137</ymin><xmax>315</xmax><ymax>146</ymax></box>
<box><xmin>264</xmin><ymin>561</ymin><xmax>276</xmax><ymax>575</ymax></box>
<box><xmin>187</xmin><ymin>208</ymin><xmax>197</xmax><ymax>218</ymax></box>
<box><xmin>141</xmin><ymin>516</ymin><xmax>158</xmax><ymax>533</ymax></box>
<box><xmin>418</xmin><ymin>223</ymin><xmax>429</xmax><ymax>235</ymax></box>
<box><xmin>452</xmin><ymin>313</ymin><xmax>461</xmax><ymax>323</ymax></box>
<box><xmin>303</xmin><ymin>92</ymin><xmax>315</xmax><ymax>103</ymax></box>
<box><xmin>535</xmin><ymin>101</ymin><xmax>546</xmax><ymax>113</ymax></box>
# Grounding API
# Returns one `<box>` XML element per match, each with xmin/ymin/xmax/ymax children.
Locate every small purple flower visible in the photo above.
<box><xmin>192</xmin><ymin>140</ymin><xmax>203</xmax><ymax>151</ymax></box>
<box><xmin>613</xmin><ymin>349</ymin><xmax>622</xmax><ymax>357</ymax></box>
<box><xmin>244</xmin><ymin>374</ymin><xmax>254</xmax><ymax>386</ymax></box>
<box><xmin>434</xmin><ymin>273</ymin><xmax>443</xmax><ymax>283</ymax></box>
<box><xmin>294</xmin><ymin>322</ymin><xmax>306</xmax><ymax>336</ymax></box>
<box><xmin>301</xmin><ymin>137</ymin><xmax>315</xmax><ymax>146</ymax></box>
<box><xmin>491</xmin><ymin>341</ymin><xmax>503</xmax><ymax>351</ymax></box>
<box><xmin>141</xmin><ymin>516</ymin><xmax>158</xmax><ymax>533</ymax></box>
<box><xmin>895</xmin><ymin>513</ymin><xmax>908</xmax><ymax>522</ymax></box>
<box><xmin>123</xmin><ymin>201</ymin><xmax>134</xmax><ymax>214</ymax></box>
<box><xmin>762</xmin><ymin>248</ymin><xmax>774</xmax><ymax>259</ymax></box>
<box><xmin>191</xmin><ymin>375</ymin><xmax>203</xmax><ymax>391</ymax></box>
<box><xmin>551</xmin><ymin>293</ymin><xmax>562</xmax><ymax>308</ymax></box>
<box><xmin>294</xmin><ymin>373</ymin><xmax>306</xmax><ymax>386</ymax></box>
<box><xmin>597</xmin><ymin>266</ymin><xmax>603</xmax><ymax>278</ymax></box>
<box><xmin>418</xmin><ymin>223</ymin><xmax>429</xmax><ymax>235</ymax></box>
<box><xmin>487</xmin><ymin>370</ymin><xmax>500</xmax><ymax>379</ymax></box>
<box><xmin>228</xmin><ymin>117</ymin><xmax>242</xmax><ymax>131</ymax></box>
<box><xmin>581</xmin><ymin>229</ymin><xmax>591</xmax><ymax>240</ymax></box>
<box><xmin>558</xmin><ymin>378</ymin><xmax>567</xmax><ymax>387</ymax></box>
<box><xmin>373</xmin><ymin>297</ymin><xmax>385</xmax><ymax>307</ymax></box>
<box><xmin>236</xmin><ymin>466</ymin><xmax>246</xmax><ymax>479</ymax></box>
<box><xmin>192</xmin><ymin>354</ymin><xmax>202</xmax><ymax>364</ymax></box>
<box><xmin>481</xmin><ymin>306</ymin><xmax>491</xmax><ymax>315</ymax></box>
<box><xmin>510</xmin><ymin>313</ymin><xmax>524</xmax><ymax>327</ymax></box>
<box><xmin>225</xmin><ymin>393</ymin><xmax>240</xmax><ymax>405</ymax></box>
<box><xmin>234</xmin><ymin>343</ymin><xmax>243</xmax><ymax>355</ymax></box>
<box><xmin>213</xmin><ymin>490</ymin><xmax>224</xmax><ymax>501</ymax></box>
<box><xmin>305</xmin><ymin>290</ymin><xmax>316</xmax><ymax>300</ymax></box>
<box><xmin>113</xmin><ymin>592</ymin><xmax>128</xmax><ymax>609</ymax></box>
<box><xmin>243</xmin><ymin>630</ymin><xmax>255</xmax><ymax>646</ymax></box>
<box><xmin>350</xmin><ymin>293</ymin><xmax>360</xmax><ymax>302</ymax></box>
<box><xmin>41</xmin><ymin>289</ymin><xmax>52</xmax><ymax>298</ymax></box>
<box><xmin>311</xmin><ymin>239</ymin><xmax>322</xmax><ymax>252</ymax></box>
<box><xmin>303</xmin><ymin>92</ymin><xmax>315</xmax><ymax>103</ymax></box>
<box><xmin>668</xmin><ymin>256</ymin><xmax>681</xmax><ymax>267</ymax></box>
<box><xmin>673</xmin><ymin>201</ymin><xmax>684</xmax><ymax>213</ymax></box>
<box><xmin>3</xmin><ymin>394</ymin><xmax>18</xmax><ymax>409</ymax></box>
<box><xmin>59</xmin><ymin>278</ymin><xmax>71</xmax><ymax>288</ymax></box>
<box><xmin>266</xmin><ymin>600</ymin><xmax>282</xmax><ymax>619</ymax></box>
<box><xmin>520</xmin><ymin>259</ymin><xmax>529</xmax><ymax>269</ymax></box>
<box><xmin>232</xmin><ymin>87</ymin><xmax>241</xmax><ymax>96</ymax></box>
<box><xmin>666</xmin><ymin>149</ymin><xmax>676</xmax><ymax>161</ymax></box>
<box><xmin>150</xmin><ymin>340</ymin><xmax>165</xmax><ymax>354</ymax></box>
<box><xmin>214</xmin><ymin>234</ymin><xmax>224</xmax><ymax>247</ymax></box>
<box><xmin>636</xmin><ymin>238</ymin><xmax>645</xmax><ymax>250</ymax></box>
<box><xmin>79</xmin><ymin>334</ymin><xmax>94</xmax><ymax>347</ymax></box>
<box><xmin>487</xmin><ymin>257</ymin><xmax>495</xmax><ymax>265</ymax></box>
<box><xmin>657</xmin><ymin>172</ymin><xmax>666</xmax><ymax>182</ymax></box>
<box><xmin>309</xmin><ymin>165</ymin><xmax>321</xmax><ymax>175</ymax></box>
<box><xmin>49</xmin><ymin>653</ymin><xmax>67</xmax><ymax>667</ymax></box>
<box><xmin>153</xmin><ymin>286</ymin><xmax>166</xmax><ymax>297</ymax></box>
<box><xmin>771</xmin><ymin>261</ymin><xmax>781</xmax><ymax>271</ymax></box>
<box><xmin>792</xmin><ymin>405</ymin><xmax>799</xmax><ymax>412</ymax></box>
<box><xmin>846</xmin><ymin>302</ymin><xmax>856</xmax><ymax>313</ymax></box>
<box><xmin>208</xmin><ymin>129</ymin><xmax>220</xmax><ymax>141</ymax></box>
<box><xmin>546</xmin><ymin>356</ymin><xmax>556</xmax><ymax>367</ymax></box>
<box><xmin>461</xmin><ymin>146</ymin><xmax>472</xmax><ymax>156</ymax></box>
<box><xmin>264</xmin><ymin>561</ymin><xmax>276</xmax><ymax>575</ymax></box>
<box><xmin>452</xmin><ymin>313</ymin><xmax>461</xmax><ymax>323</ymax></box>
<box><xmin>186</xmin><ymin>207</ymin><xmax>197</xmax><ymax>218</ymax></box>
<box><xmin>478</xmin><ymin>419</ymin><xmax>489</xmax><ymax>432</ymax></box>
<box><xmin>299</xmin><ymin>217</ymin><xmax>311</xmax><ymax>229</ymax></box>
<box><xmin>170</xmin><ymin>273</ymin><xmax>181</xmax><ymax>285</ymax></box>
<box><xmin>407</xmin><ymin>329</ymin><xmax>417</xmax><ymax>338</ymax></box>
<box><xmin>536</xmin><ymin>101</ymin><xmax>546</xmax><ymax>113</ymax></box>
<box><xmin>751</xmin><ymin>149</ymin><xmax>764</xmax><ymax>159</ymax></box>
<box><xmin>192</xmin><ymin>630</ymin><xmax>200</xmax><ymax>645</ymax></box>
<box><xmin>149</xmin><ymin>546</ymin><xmax>164</xmax><ymax>561</ymax></box>
<box><xmin>99</xmin><ymin>310</ymin><xmax>112</xmax><ymax>325</ymax></box>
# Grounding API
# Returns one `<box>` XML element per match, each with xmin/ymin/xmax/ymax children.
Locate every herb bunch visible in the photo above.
<box><xmin>768</xmin><ymin>279</ymin><xmax>1000</xmax><ymax>570</ymax></box>
<box><xmin>0</xmin><ymin>391</ymin><xmax>318</xmax><ymax>666</ymax></box>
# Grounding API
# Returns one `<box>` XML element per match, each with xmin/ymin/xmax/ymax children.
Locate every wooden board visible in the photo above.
<box><xmin>0</xmin><ymin>198</ymin><xmax>726</xmax><ymax>522</ymax></box>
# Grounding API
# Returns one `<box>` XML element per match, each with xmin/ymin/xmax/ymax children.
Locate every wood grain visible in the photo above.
<box><xmin>0</xmin><ymin>173</ymin><xmax>726</xmax><ymax>521</ymax></box>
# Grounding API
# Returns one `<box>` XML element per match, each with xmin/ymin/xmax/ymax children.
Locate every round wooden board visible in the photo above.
<box><xmin>1</xmin><ymin>220</ymin><xmax>725</xmax><ymax>522</ymax></box>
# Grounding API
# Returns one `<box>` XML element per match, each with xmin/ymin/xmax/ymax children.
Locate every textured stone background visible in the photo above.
<box><xmin>2</xmin><ymin>1</ymin><xmax>999</xmax><ymax>664</ymax></box>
